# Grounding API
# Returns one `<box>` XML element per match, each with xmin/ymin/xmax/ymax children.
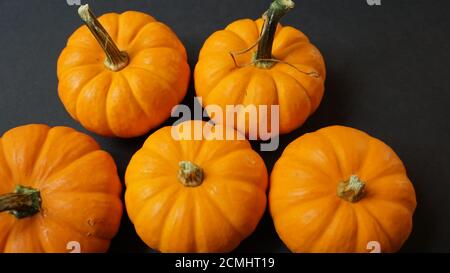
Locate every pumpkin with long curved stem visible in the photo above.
<box><xmin>0</xmin><ymin>124</ymin><xmax>122</xmax><ymax>253</ymax></box>
<box><xmin>269</xmin><ymin>126</ymin><xmax>417</xmax><ymax>253</ymax></box>
<box><xmin>125</xmin><ymin>120</ymin><xmax>268</xmax><ymax>252</ymax></box>
<box><xmin>57</xmin><ymin>4</ymin><xmax>190</xmax><ymax>137</ymax></box>
<box><xmin>194</xmin><ymin>0</ymin><xmax>326</xmax><ymax>136</ymax></box>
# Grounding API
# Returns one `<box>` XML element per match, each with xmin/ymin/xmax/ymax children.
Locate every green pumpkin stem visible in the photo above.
<box><xmin>337</xmin><ymin>175</ymin><xmax>366</xmax><ymax>203</ymax></box>
<box><xmin>78</xmin><ymin>4</ymin><xmax>129</xmax><ymax>71</ymax></box>
<box><xmin>254</xmin><ymin>0</ymin><xmax>295</xmax><ymax>69</ymax></box>
<box><xmin>0</xmin><ymin>185</ymin><xmax>41</xmax><ymax>219</ymax></box>
<box><xmin>178</xmin><ymin>161</ymin><xmax>204</xmax><ymax>187</ymax></box>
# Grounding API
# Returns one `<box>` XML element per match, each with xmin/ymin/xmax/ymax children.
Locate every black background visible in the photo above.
<box><xmin>0</xmin><ymin>0</ymin><xmax>449</xmax><ymax>253</ymax></box>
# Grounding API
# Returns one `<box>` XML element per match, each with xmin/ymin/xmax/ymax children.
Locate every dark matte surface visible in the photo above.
<box><xmin>0</xmin><ymin>0</ymin><xmax>449</xmax><ymax>252</ymax></box>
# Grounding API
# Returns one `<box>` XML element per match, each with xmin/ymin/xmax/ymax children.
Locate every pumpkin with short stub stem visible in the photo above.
<box><xmin>125</xmin><ymin>120</ymin><xmax>268</xmax><ymax>253</ymax></box>
<box><xmin>0</xmin><ymin>124</ymin><xmax>122</xmax><ymax>253</ymax></box>
<box><xmin>194</xmin><ymin>0</ymin><xmax>326</xmax><ymax>136</ymax></box>
<box><xmin>269</xmin><ymin>126</ymin><xmax>416</xmax><ymax>253</ymax></box>
<box><xmin>57</xmin><ymin>5</ymin><xmax>190</xmax><ymax>137</ymax></box>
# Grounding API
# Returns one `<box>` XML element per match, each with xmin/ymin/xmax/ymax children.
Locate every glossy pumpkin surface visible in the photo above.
<box><xmin>57</xmin><ymin>8</ymin><xmax>190</xmax><ymax>137</ymax></box>
<box><xmin>125</xmin><ymin>121</ymin><xmax>268</xmax><ymax>252</ymax></box>
<box><xmin>0</xmin><ymin>124</ymin><xmax>122</xmax><ymax>253</ymax></box>
<box><xmin>270</xmin><ymin>126</ymin><xmax>416</xmax><ymax>253</ymax></box>
<box><xmin>195</xmin><ymin>0</ymin><xmax>325</xmax><ymax>136</ymax></box>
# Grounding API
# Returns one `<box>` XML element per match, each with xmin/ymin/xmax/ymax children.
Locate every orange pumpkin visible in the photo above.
<box><xmin>0</xmin><ymin>124</ymin><xmax>122</xmax><ymax>253</ymax></box>
<box><xmin>125</xmin><ymin>120</ymin><xmax>268</xmax><ymax>252</ymax></box>
<box><xmin>194</xmin><ymin>0</ymin><xmax>325</xmax><ymax>136</ymax></box>
<box><xmin>270</xmin><ymin>126</ymin><xmax>417</xmax><ymax>253</ymax></box>
<box><xmin>57</xmin><ymin>5</ymin><xmax>190</xmax><ymax>137</ymax></box>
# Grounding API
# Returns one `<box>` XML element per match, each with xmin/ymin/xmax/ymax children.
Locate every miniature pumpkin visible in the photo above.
<box><xmin>194</xmin><ymin>0</ymin><xmax>325</xmax><ymax>136</ymax></box>
<box><xmin>269</xmin><ymin>126</ymin><xmax>416</xmax><ymax>253</ymax></box>
<box><xmin>57</xmin><ymin>5</ymin><xmax>190</xmax><ymax>137</ymax></box>
<box><xmin>0</xmin><ymin>124</ymin><xmax>122</xmax><ymax>253</ymax></box>
<box><xmin>125</xmin><ymin>120</ymin><xmax>268</xmax><ymax>252</ymax></box>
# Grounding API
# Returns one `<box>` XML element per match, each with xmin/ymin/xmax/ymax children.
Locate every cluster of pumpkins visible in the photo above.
<box><xmin>0</xmin><ymin>0</ymin><xmax>416</xmax><ymax>253</ymax></box>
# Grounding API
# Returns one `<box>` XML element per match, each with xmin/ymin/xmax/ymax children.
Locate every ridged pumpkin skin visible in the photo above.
<box><xmin>57</xmin><ymin>11</ymin><xmax>190</xmax><ymax>137</ymax></box>
<box><xmin>270</xmin><ymin>126</ymin><xmax>416</xmax><ymax>253</ymax></box>
<box><xmin>0</xmin><ymin>125</ymin><xmax>122</xmax><ymax>253</ymax></box>
<box><xmin>125</xmin><ymin>121</ymin><xmax>268</xmax><ymax>253</ymax></box>
<box><xmin>195</xmin><ymin>18</ymin><xmax>326</xmax><ymax>135</ymax></box>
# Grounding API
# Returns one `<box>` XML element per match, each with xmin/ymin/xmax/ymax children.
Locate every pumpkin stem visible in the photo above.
<box><xmin>0</xmin><ymin>185</ymin><xmax>41</xmax><ymax>219</ymax></box>
<box><xmin>337</xmin><ymin>175</ymin><xmax>366</xmax><ymax>203</ymax></box>
<box><xmin>78</xmin><ymin>4</ymin><xmax>129</xmax><ymax>71</ymax></box>
<box><xmin>178</xmin><ymin>161</ymin><xmax>204</xmax><ymax>187</ymax></box>
<box><xmin>254</xmin><ymin>0</ymin><xmax>295</xmax><ymax>69</ymax></box>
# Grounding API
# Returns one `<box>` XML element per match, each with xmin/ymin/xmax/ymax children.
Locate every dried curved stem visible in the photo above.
<box><xmin>0</xmin><ymin>185</ymin><xmax>41</xmax><ymax>219</ymax></box>
<box><xmin>78</xmin><ymin>4</ymin><xmax>129</xmax><ymax>71</ymax></box>
<box><xmin>228</xmin><ymin>0</ymin><xmax>320</xmax><ymax>78</ymax></box>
